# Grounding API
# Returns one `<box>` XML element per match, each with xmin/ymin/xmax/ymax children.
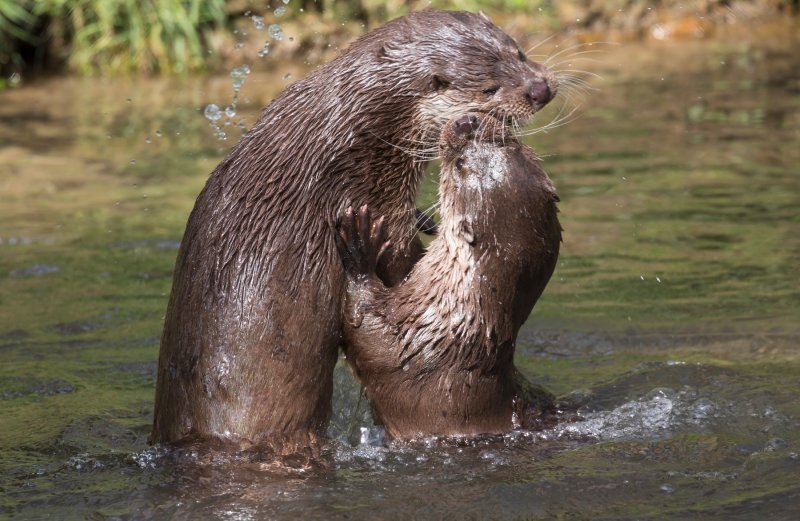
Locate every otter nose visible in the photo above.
<box><xmin>526</xmin><ymin>80</ymin><xmax>553</xmax><ymax>107</ymax></box>
<box><xmin>453</xmin><ymin>114</ymin><xmax>480</xmax><ymax>137</ymax></box>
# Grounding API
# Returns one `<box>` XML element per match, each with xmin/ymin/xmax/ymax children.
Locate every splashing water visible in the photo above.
<box><xmin>202</xmin><ymin>65</ymin><xmax>252</xmax><ymax>140</ymax></box>
<box><xmin>268</xmin><ymin>24</ymin><xmax>284</xmax><ymax>41</ymax></box>
<box><xmin>251</xmin><ymin>15</ymin><xmax>265</xmax><ymax>30</ymax></box>
<box><xmin>203</xmin><ymin>103</ymin><xmax>227</xmax><ymax>140</ymax></box>
<box><xmin>230</xmin><ymin>65</ymin><xmax>250</xmax><ymax>91</ymax></box>
<box><xmin>203</xmin><ymin>104</ymin><xmax>222</xmax><ymax>122</ymax></box>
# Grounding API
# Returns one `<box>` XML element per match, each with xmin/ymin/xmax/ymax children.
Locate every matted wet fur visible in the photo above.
<box><xmin>335</xmin><ymin>114</ymin><xmax>562</xmax><ymax>439</ymax></box>
<box><xmin>152</xmin><ymin>9</ymin><xmax>558</xmax><ymax>454</ymax></box>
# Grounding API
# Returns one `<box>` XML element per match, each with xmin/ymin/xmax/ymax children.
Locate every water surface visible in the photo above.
<box><xmin>1</xmin><ymin>26</ymin><xmax>798</xmax><ymax>520</ymax></box>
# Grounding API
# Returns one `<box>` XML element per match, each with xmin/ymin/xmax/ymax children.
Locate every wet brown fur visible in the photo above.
<box><xmin>152</xmin><ymin>9</ymin><xmax>557</xmax><ymax>452</ymax></box>
<box><xmin>337</xmin><ymin>115</ymin><xmax>561</xmax><ymax>439</ymax></box>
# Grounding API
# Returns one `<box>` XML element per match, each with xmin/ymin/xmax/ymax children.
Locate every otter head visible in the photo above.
<box><xmin>438</xmin><ymin>113</ymin><xmax>557</xmax><ymax>249</ymax></box>
<box><xmin>379</xmin><ymin>10</ymin><xmax>558</xmax><ymax>141</ymax></box>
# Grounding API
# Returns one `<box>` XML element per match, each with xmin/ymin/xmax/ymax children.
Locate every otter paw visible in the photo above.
<box><xmin>335</xmin><ymin>205</ymin><xmax>391</xmax><ymax>278</ymax></box>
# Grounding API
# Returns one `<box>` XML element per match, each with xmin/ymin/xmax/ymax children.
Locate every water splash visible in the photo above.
<box><xmin>230</xmin><ymin>65</ymin><xmax>250</xmax><ymax>91</ymax></box>
<box><xmin>203</xmin><ymin>103</ymin><xmax>227</xmax><ymax>140</ymax></box>
<box><xmin>251</xmin><ymin>15</ymin><xmax>265</xmax><ymax>30</ymax></box>
<box><xmin>268</xmin><ymin>24</ymin><xmax>284</xmax><ymax>41</ymax></box>
<box><xmin>204</xmin><ymin>103</ymin><xmax>222</xmax><ymax>122</ymax></box>
<box><xmin>555</xmin><ymin>387</ymin><xmax>717</xmax><ymax>441</ymax></box>
<box><xmin>203</xmin><ymin>66</ymin><xmax>252</xmax><ymax>140</ymax></box>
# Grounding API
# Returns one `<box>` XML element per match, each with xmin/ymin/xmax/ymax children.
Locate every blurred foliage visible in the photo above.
<box><xmin>0</xmin><ymin>0</ymin><xmax>35</xmax><ymax>79</ymax></box>
<box><xmin>1</xmin><ymin>0</ymin><xmax>225</xmax><ymax>78</ymax></box>
<box><xmin>34</xmin><ymin>0</ymin><xmax>226</xmax><ymax>74</ymax></box>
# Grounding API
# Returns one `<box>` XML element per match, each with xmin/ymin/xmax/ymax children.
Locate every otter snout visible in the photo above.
<box><xmin>526</xmin><ymin>80</ymin><xmax>553</xmax><ymax>109</ymax></box>
<box><xmin>453</xmin><ymin>114</ymin><xmax>480</xmax><ymax>137</ymax></box>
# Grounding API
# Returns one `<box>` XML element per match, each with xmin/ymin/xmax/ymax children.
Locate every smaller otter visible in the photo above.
<box><xmin>335</xmin><ymin>114</ymin><xmax>562</xmax><ymax>440</ymax></box>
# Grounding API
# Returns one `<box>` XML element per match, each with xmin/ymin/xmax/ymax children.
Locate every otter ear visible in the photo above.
<box><xmin>460</xmin><ymin>218</ymin><xmax>475</xmax><ymax>245</ymax></box>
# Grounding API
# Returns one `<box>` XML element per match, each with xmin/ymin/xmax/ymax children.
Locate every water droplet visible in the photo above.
<box><xmin>129</xmin><ymin>159</ymin><xmax>136</xmax><ymax>165</ymax></box>
<box><xmin>283</xmin><ymin>73</ymin><xmax>292</xmax><ymax>80</ymax></box>
<box><xmin>258</xmin><ymin>42</ymin><xmax>270</xmax><ymax>58</ymax></box>
<box><xmin>251</xmin><ymin>15</ymin><xmax>265</xmax><ymax>30</ymax></box>
<box><xmin>230</xmin><ymin>65</ymin><xmax>251</xmax><ymax>90</ymax></box>
<box><xmin>155</xmin><ymin>130</ymin><xmax>162</xmax><ymax>137</ymax></box>
<box><xmin>283</xmin><ymin>0</ymin><xmax>290</xmax><ymax>4</ymax></box>
<box><xmin>274</xmin><ymin>6</ymin><xmax>286</xmax><ymax>17</ymax></box>
<box><xmin>144</xmin><ymin>137</ymin><xmax>151</xmax><ymax>144</ymax></box>
<box><xmin>204</xmin><ymin>103</ymin><xmax>222</xmax><ymax>122</ymax></box>
<box><xmin>8</xmin><ymin>72</ymin><xmax>22</xmax><ymax>86</ymax></box>
<box><xmin>225</xmin><ymin>105</ymin><xmax>236</xmax><ymax>118</ymax></box>
<box><xmin>660</xmin><ymin>484</ymin><xmax>674</xmax><ymax>494</ymax></box>
<box><xmin>268</xmin><ymin>24</ymin><xmax>284</xmax><ymax>41</ymax></box>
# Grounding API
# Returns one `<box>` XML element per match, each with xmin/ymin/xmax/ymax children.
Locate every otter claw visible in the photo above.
<box><xmin>453</xmin><ymin>114</ymin><xmax>481</xmax><ymax>137</ymax></box>
<box><xmin>335</xmin><ymin>205</ymin><xmax>390</xmax><ymax>278</ymax></box>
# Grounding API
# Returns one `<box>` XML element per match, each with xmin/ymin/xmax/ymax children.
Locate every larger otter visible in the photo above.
<box><xmin>336</xmin><ymin>114</ymin><xmax>561</xmax><ymax>439</ymax></box>
<box><xmin>152</xmin><ymin>10</ymin><xmax>558</xmax><ymax>452</ymax></box>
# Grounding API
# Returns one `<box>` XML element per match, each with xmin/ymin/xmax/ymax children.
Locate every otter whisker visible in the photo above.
<box><xmin>544</xmin><ymin>41</ymin><xmax>616</xmax><ymax>65</ymax></box>
<box><xmin>553</xmin><ymin>69</ymin><xmax>603</xmax><ymax>81</ymax></box>
<box><xmin>369</xmin><ymin>130</ymin><xmax>441</xmax><ymax>162</ymax></box>
<box><xmin>547</xmin><ymin>55</ymin><xmax>605</xmax><ymax>71</ymax></box>
<box><xmin>419</xmin><ymin>201</ymin><xmax>441</xmax><ymax>222</ymax></box>
<box><xmin>557</xmin><ymin>80</ymin><xmax>595</xmax><ymax>99</ymax></box>
<box><xmin>557</xmin><ymin>74</ymin><xmax>597</xmax><ymax>88</ymax></box>
<box><xmin>520</xmin><ymin>108</ymin><xmax>582</xmax><ymax>136</ymax></box>
<box><xmin>547</xmin><ymin>50</ymin><xmax>610</xmax><ymax>68</ymax></box>
<box><xmin>526</xmin><ymin>32</ymin><xmax>559</xmax><ymax>55</ymax></box>
<box><xmin>517</xmin><ymin>99</ymin><xmax>581</xmax><ymax>137</ymax></box>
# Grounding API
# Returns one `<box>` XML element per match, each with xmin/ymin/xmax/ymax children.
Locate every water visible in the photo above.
<box><xmin>1</xmin><ymin>27</ymin><xmax>799</xmax><ymax>519</ymax></box>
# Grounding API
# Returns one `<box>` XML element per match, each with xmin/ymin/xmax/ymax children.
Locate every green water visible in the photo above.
<box><xmin>1</xmin><ymin>31</ymin><xmax>798</xmax><ymax>519</ymax></box>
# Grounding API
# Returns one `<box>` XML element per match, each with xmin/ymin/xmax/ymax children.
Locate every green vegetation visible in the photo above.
<box><xmin>1</xmin><ymin>0</ymin><xmax>225</xmax><ymax>77</ymax></box>
<box><xmin>37</xmin><ymin>0</ymin><xmax>226</xmax><ymax>74</ymax></box>
<box><xmin>0</xmin><ymin>0</ymin><xmax>35</xmax><ymax>83</ymax></box>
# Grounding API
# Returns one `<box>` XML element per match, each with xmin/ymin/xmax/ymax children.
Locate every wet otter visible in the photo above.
<box><xmin>152</xmin><ymin>9</ymin><xmax>558</xmax><ymax>452</ymax></box>
<box><xmin>335</xmin><ymin>114</ymin><xmax>561</xmax><ymax>439</ymax></box>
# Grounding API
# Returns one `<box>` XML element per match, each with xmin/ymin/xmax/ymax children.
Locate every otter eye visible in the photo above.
<box><xmin>483</xmin><ymin>86</ymin><xmax>499</xmax><ymax>96</ymax></box>
<box><xmin>455</xmin><ymin>158</ymin><xmax>465</xmax><ymax>171</ymax></box>
<box><xmin>432</xmin><ymin>75</ymin><xmax>450</xmax><ymax>91</ymax></box>
<box><xmin>518</xmin><ymin>49</ymin><xmax>527</xmax><ymax>62</ymax></box>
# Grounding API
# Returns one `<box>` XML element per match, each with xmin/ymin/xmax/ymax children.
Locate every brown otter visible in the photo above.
<box><xmin>152</xmin><ymin>9</ymin><xmax>558</xmax><ymax>452</ymax></box>
<box><xmin>335</xmin><ymin>114</ymin><xmax>561</xmax><ymax>439</ymax></box>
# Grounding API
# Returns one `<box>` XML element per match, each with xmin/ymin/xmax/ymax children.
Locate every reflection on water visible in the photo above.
<box><xmin>1</xmin><ymin>27</ymin><xmax>799</xmax><ymax>520</ymax></box>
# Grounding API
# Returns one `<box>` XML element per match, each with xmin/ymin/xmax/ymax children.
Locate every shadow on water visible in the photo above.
<box><xmin>1</xmin><ymin>22</ymin><xmax>799</xmax><ymax>520</ymax></box>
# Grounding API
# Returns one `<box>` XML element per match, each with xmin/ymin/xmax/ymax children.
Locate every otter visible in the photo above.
<box><xmin>335</xmin><ymin>114</ymin><xmax>561</xmax><ymax>439</ymax></box>
<box><xmin>152</xmin><ymin>9</ymin><xmax>558</xmax><ymax>453</ymax></box>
